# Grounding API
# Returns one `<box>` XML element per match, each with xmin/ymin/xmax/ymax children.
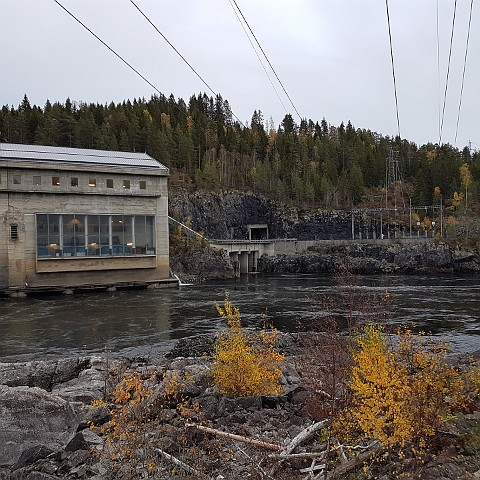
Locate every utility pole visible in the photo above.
<box><xmin>385</xmin><ymin>147</ymin><xmax>401</xmax><ymax>209</ymax></box>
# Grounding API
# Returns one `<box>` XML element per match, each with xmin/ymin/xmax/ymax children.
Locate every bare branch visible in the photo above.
<box><xmin>155</xmin><ymin>448</ymin><xmax>211</xmax><ymax>480</ymax></box>
<box><xmin>269</xmin><ymin>451</ymin><xmax>327</xmax><ymax>460</ymax></box>
<box><xmin>281</xmin><ymin>420</ymin><xmax>330</xmax><ymax>455</ymax></box>
<box><xmin>236</xmin><ymin>444</ymin><xmax>276</xmax><ymax>480</ymax></box>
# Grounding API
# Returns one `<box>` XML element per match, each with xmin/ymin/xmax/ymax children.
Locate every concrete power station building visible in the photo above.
<box><xmin>0</xmin><ymin>143</ymin><xmax>175</xmax><ymax>296</ymax></box>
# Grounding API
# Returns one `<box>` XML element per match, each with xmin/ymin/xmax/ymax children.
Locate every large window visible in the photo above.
<box><xmin>36</xmin><ymin>214</ymin><xmax>156</xmax><ymax>258</ymax></box>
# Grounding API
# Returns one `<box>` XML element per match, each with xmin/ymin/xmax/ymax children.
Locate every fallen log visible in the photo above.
<box><xmin>269</xmin><ymin>451</ymin><xmax>327</xmax><ymax>460</ymax></box>
<box><xmin>187</xmin><ymin>423</ymin><xmax>283</xmax><ymax>451</ymax></box>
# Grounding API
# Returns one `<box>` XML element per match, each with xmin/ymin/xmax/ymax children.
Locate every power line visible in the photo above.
<box><xmin>53</xmin><ymin>0</ymin><xmax>166</xmax><ymax>100</ymax></box>
<box><xmin>128</xmin><ymin>2</ymin><xmax>216</xmax><ymax>99</ymax></box>
<box><xmin>385</xmin><ymin>0</ymin><xmax>401</xmax><ymax>139</ymax></box>
<box><xmin>228</xmin><ymin>0</ymin><xmax>289</xmax><ymax>118</ymax></box>
<box><xmin>129</xmin><ymin>0</ymin><xmax>246</xmax><ymax>128</ymax></box>
<box><xmin>52</xmin><ymin>0</ymin><xmax>238</xmax><ymax>162</ymax></box>
<box><xmin>454</xmin><ymin>0</ymin><xmax>474</xmax><ymax>146</ymax></box>
<box><xmin>436</xmin><ymin>0</ymin><xmax>441</xmax><ymax>142</ymax></box>
<box><xmin>230</xmin><ymin>0</ymin><xmax>302</xmax><ymax>122</ymax></box>
<box><xmin>439</xmin><ymin>0</ymin><xmax>458</xmax><ymax>145</ymax></box>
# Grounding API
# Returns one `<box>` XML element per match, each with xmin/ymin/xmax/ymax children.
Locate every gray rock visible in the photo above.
<box><xmin>0</xmin><ymin>385</ymin><xmax>79</xmax><ymax>467</ymax></box>
<box><xmin>259</xmin><ymin>242</ymin><xmax>480</xmax><ymax>275</ymax></box>
<box><xmin>0</xmin><ymin>362</ymin><xmax>56</xmax><ymax>390</ymax></box>
<box><xmin>51</xmin><ymin>356</ymin><xmax>126</xmax><ymax>404</ymax></box>
<box><xmin>12</xmin><ymin>446</ymin><xmax>53</xmax><ymax>470</ymax></box>
<box><xmin>65</xmin><ymin>429</ymin><xmax>102</xmax><ymax>452</ymax></box>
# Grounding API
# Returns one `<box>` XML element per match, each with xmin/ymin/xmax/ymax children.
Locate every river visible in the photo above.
<box><xmin>0</xmin><ymin>273</ymin><xmax>479</xmax><ymax>362</ymax></box>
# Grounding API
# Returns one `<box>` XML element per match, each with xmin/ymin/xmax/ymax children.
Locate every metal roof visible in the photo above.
<box><xmin>0</xmin><ymin>143</ymin><xmax>169</xmax><ymax>173</ymax></box>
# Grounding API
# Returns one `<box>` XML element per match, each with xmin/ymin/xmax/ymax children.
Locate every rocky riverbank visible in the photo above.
<box><xmin>169</xmin><ymin>239</ymin><xmax>480</xmax><ymax>283</ymax></box>
<box><xmin>259</xmin><ymin>242</ymin><xmax>480</xmax><ymax>275</ymax></box>
<box><xmin>1</xmin><ymin>334</ymin><xmax>479</xmax><ymax>479</ymax></box>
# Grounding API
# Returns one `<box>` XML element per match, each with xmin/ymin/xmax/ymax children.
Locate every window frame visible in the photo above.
<box><xmin>36</xmin><ymin>214</ymin><xmax>156</xmax><ymax>258</ymax></box>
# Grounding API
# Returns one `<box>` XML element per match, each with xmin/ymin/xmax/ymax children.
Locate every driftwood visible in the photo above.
<box><xmin>281</xmin><ymin>419</ymin><xmax>330</xmax><ymax>455</ymax></box>
<box><xmin>187</xmin><ymin>423</ymin><xmax>283</xmax><ymax>451</ymax></box>
<box><xmin>323</xmin><ymin>442</ymin><xmax>384</xmax><ymax>480</ymax></box>
<box><xmin>155</xmin><ymin>448</ymin><xmax>210</xmax><ymax>480</ymax></box>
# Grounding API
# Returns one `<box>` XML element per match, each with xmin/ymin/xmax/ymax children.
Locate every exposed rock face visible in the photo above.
<box><xmin>0</xmin><ymin>358</ymin><xmax>92</xmax><ymax>391</ymax></box>
<box><xmin>169</xmin><ymin>190</ymin><xmax>356</xmax><ymax>240</ymax></box>
<box><xmin>0</xmin><ymin>385</ymin><xmax>79</xmax><ymax>467</ymax></box>
<box><xmin>259</xmin><ymin>242</ymin><xmax>480</xmax><ymax>274</ymax></box>
<box><xmin>169</xmin><ymin>242</ymin><xmax>234</xmax><ymax>283</ymax></box>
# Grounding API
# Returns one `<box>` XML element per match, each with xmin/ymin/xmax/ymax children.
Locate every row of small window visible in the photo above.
<box><xmin>11</xmin><ymin>175</ymin><xmax>147</xmax><ymax>190</ymax></box>
<box><xmin>37</xmin><ymin>214</ymin><xmax>156</xmax><ymax>258</ymax></box>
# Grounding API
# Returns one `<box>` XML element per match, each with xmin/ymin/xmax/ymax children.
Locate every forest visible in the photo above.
<box><xmin>1</xmin><ymin>93</ymin><xmax>479</xmax><ymax>213</ymax></box>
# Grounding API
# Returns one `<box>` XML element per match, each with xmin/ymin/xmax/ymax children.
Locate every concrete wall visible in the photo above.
<box><xmin>1</xmin><ymin>165</ymin><xmax>170</xmax><ymax>289</ymax></box>
<box><xmin>0</xmin><ymin>165</ymin><xmax>165</xmax><ymax>197</ymax></box>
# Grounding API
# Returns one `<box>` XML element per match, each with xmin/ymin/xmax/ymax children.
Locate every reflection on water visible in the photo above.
<box><xmin>0</xmin><ymin>273</ymin><xmax>479</xmax><ymax>362</ymax></box>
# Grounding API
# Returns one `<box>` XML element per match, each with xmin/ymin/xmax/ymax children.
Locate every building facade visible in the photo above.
<box><xmin>0</xmin><ymin>143</ymin><xmax>173</xmax><ymax>293</ymax></box>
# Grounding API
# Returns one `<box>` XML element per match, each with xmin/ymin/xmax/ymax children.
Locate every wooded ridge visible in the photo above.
<box><xmin>2</xmin><ymin>93</ymin><xmax>479</xmax><ymax>212</ymax></box>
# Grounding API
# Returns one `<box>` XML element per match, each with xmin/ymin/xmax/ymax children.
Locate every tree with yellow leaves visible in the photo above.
<box><xmin>459</xmin><ymin>162</ymin><xmax>472</xmax><ymax>212</ymax></box>
<box><xmin>346</xmin><ymin>325</ymin><xmax>466</xmax><ymax>450</ymax></box>
<box><xmin>211</xmin><ymin>294</ymin><xmax>284</xmax><ymax>397</ymax></box>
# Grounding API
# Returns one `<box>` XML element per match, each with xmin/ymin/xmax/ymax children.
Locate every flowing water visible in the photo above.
<box><xmin>0</xmin><ymin>273</ymin><xmax>479</xmax><ymax>362</ymax></box>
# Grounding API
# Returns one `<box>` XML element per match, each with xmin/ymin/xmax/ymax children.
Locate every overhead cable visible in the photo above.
<box><xmin>128</xmin><ymin>1</ymin><xmax>216</xmax><ymax>99</ymax></box>
<box><xmin>230</xmin><ymin>0</ymin><xmax>302</xmax><ymax>121</ymax></box>
<box><xmin>129</xmin><ymin>0</ymin><xmax>246</xmax><ymax>128</ymax></box>
<box><xmin>53</xmin><ymin>0</ymin><xmax>166</xmax><ymax>100</ymax></box>
<box><xmin>228</xmin><ymin>0</ymin><xmax>288</xmax><ymax>117</ymax></box>
<box><xmin>53</xmin><ymin>0</ymin><xmax>244</xmax><ymax>141</ymax></box>
<box><xmin>454</xmin><ymin>0</ymin><xmax>474</xmax><ymax>146</ymax></box>
<box><xmin>385</xmin><ymin>0</ymin><xmax>401</xmax><ymax>139</ymax></box>
<box><xmin>439</xmin><ymin>0</ymin><xmax>458</xmax><ymax>145</ymax></box>
<box><xmin>436</xmin><ymin>0</ymin><xmax>441</xmax><ymax>142</ymax></box>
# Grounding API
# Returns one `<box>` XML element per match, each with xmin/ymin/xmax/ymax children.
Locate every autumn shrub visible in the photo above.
<box><xmin>94</xmin><ymin>369</ymin><xmax>209</xmax><ymax>478</ymax></box>
<box><xmin>341</xmin><ymin>324</ymin><xmax>469</xmax><ymax>450</ymax></box>
<box><xmin>211</xmin><ymin>293</ymin><xmax>284</xmax><ymax>396</ymax></box>
<box><xmin>97</xmin><ymin>372</ymin><xmax>156</xmax><ymax>475</ymax></box>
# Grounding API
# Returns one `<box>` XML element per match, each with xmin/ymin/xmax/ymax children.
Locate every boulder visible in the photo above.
<box><xmin>0</xmin><ymin>385</ymin><xmax>79</xmax><ymax>468</ymax></box>
<box><xmin>0</xmin><ymin>358</ymin><xmax>92</xmax><ymax>391</ymax></box>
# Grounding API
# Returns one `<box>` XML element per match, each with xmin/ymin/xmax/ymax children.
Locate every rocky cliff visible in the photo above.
<box><xmin>169</xmin><ymin>190</ymin><xmax>357</xmax><ymax>240</ymax></box>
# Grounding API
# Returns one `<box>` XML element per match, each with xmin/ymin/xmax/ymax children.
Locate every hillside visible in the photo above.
<box><xmin>2</xmin><ymin>93</ymin><xmax>479</xmax><ymax>214</ymax></box>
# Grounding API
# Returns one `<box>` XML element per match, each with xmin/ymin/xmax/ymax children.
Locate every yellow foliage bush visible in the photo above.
<box><xmin>94</xmin><ymin>369</ymin><xmax>204</xmax><ymax>477</ymax></box>
<box><xmin>345</xmin><ymin>325</ymin><xmax>465</xmax><ymax>450</ymax></box>
<box><xmin>101</xmin><ymin>372</ymin><xmax>153</xmax><ymax>463</ymax></box>
<box><xmin>211</xmin><ymin>294</ymin><xmax>284</xmax><ymax>397</ymax></box>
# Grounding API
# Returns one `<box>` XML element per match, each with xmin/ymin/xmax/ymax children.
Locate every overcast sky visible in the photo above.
<box><xmin>1</xmin><ymin>1</ymin><xmax>479</xmax><ymax>149</ymax></box>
